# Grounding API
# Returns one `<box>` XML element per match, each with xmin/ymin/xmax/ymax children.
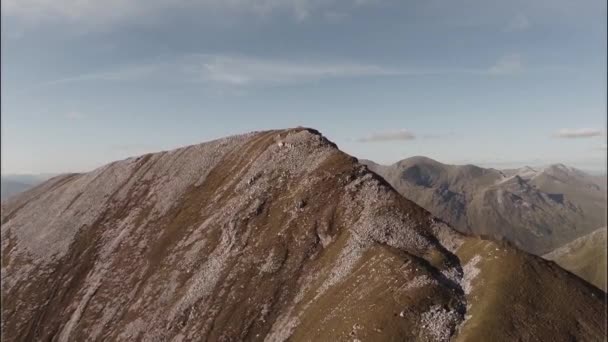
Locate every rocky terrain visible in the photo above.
<box><xmin>2</xmin><ymin>128</ymin><xmax>606</xmax><ymax>341</ymax></box>
<box><xmin>363</xmin><ymin>157</ymin><xmax>606</xmax><ymax>256</ymax></box>
<box><xmin>545</xmin><ymin>227</ymin><xmax>607</xmax><ymax>291</ymax></box>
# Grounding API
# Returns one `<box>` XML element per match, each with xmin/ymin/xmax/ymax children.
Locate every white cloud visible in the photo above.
<box><xmin>2</xmin><ymin>0</ymin><xmax>147</xmax><ymax>24</ymax></box>
<box><xmin>39</xmin><ymin>64</ymin><xmax>161</xmax><ymax>88</ymax></box>
<box><xmin>357</xmin><ymin>129</ymin><xmax>416</xmax><ymax>142</ymax></box>
<box><xmin>1</xmin><ymin>0</ymin><xmax>383</xmax><ymax>26</ymax></box>
<box><xmin>554</xmin><ymin>128</ymin><xmax>604</xmax><ymax>138</ymax></box>
<box><xmin>488</xmin><ymin>54</ymin><xmax>523</xmax><ymax>75</ymax></box>
<box><xmin>30</xmin><ymin>53</ymin><xmax>536</xmax><ymax>90</ymax></box>
<box><xmin>33</xmin><ymin>55</ymin><xmax>397</xmax><ymax>89</ymax></box>
<box><xmin>505</xmin><ymin>14</ymin><xmax>530</xmax><ymax>32</ymax></box>
<box><xmin>191</xmin><ymin>54</ymin><xmax>395</xmax><ymax>85</ymax></box>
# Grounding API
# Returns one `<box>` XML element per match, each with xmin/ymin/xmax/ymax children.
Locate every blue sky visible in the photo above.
<box><xmin>1</xmin><ymin>0</ymin><xmax>606</xmax><ymax>174</ymax></box>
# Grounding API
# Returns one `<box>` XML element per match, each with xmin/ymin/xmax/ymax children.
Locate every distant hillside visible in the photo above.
<box><xmin>364</xmin><ymin>157</ymin><xmax>606</xmax><ymax>255</ymax></box>
<box><xmin>2</xmin><ymin>129</ymin><xmax>605</xmax><ymax>341</ymax></box>
<box><xmin>545</xmin><ymin>227</ymin><xmax>607</xmax><ymax>291</ymax></box>
<box><xmin>1</xmin><ymin>180</ymin><xmax>33</xmax><ymax>200</ymax></box>
<box><xmin>1</xmin><ymin>174</ymin><xmax>57</xmax><ymax>200</ymax></box>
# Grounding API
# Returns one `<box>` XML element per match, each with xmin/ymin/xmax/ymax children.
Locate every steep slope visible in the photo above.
<box><xmin>365</xmin><ymin>157</ymin><xmax>502</xmax><ymax>236</ymax></box>
<box><xmin>544</xmin><ymin>227</ymin><xmax>607</xmax><ymax>291</ymax></box>
<box><xmin>2</xmin><ymin>128</ymin><xmax>606</xmax><ymax>342</ymax></box>
<box><xmin>365</xmin><ymin>157</ymin><xmax>606</xmax><ymax>255</ymax></box>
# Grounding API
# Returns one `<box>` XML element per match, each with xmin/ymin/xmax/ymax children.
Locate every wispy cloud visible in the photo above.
<box><xmin>37</xmin><ymin>64</ymin><xmax>162</xmax><ymax>88</ymax></box>
<box><xmin>1</xmin><ymin>0</ymin><xmax>383</xmax><ymax>26</ymax></box>
<box><xmin>31</xmin><ymin>53</ymin><xmax>534</xmax><ymax>91</ymax></box>
<box><xmin>504</xmin><ymin>14</ymin><xmax>530</xmax><ymax>32</ymax></box>
<box><xmin>189</xmin><ymin>54</ymin><xmax>524</xmax><ymax>86</ymax></box>
<box><xmin>356</xmin><ymin>129</ymin><xmax>416</xmax><ymax>142</ymax></box>
<box><xmin>553</xmin><ymin>128</ymin><xmax>604</xmax><ymax>138</ymax></box>
<box><xmin>190</xmin><ymin>54</ymin><xmax>396</xmax><ymax>85</ymax></box>
<box><xmin>488</xmin><ymin>54</ymin><xmax>523</xmax><ymax>75</ymax></box>
<box><xmin>32</xmin><ymin>56</ymin><xmax>397</xmax><ymax>89</ymax></box>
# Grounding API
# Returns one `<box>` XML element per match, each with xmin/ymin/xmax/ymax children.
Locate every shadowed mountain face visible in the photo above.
<box><xmin>545</xmin><ymin>227</ymin><xmax>607</xmax><ymax>291</ymax></box>
<box><xmin>364</xmin><ymin>157</ymin><xmax>607</xmax><ymax>256</ymax></box>
<box><xmin>2</xmin><ymin>129</ymin><xmax>606</xmax><ymax>342</ymax></box>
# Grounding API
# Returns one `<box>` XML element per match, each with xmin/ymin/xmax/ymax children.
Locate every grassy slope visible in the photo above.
<box><xmin>544</xmin><ymin>228</ymin><xmax>607</xmax><ymax>291</ymax></box>
<box><xmin>456</xmin><ymin>238</ymin><xmax>607</xmax><ymax>341</ymax></box>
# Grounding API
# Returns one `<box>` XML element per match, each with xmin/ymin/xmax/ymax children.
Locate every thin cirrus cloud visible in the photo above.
<box><xmin>34</xmin><ymin>56</ymin><xmax>398</xmax><ymax>89</ymax></box>
<box><xmin>1</xmin><ymin>0</ymin><xmax>384</xmax><ymax>26</ymax></box>
<box><xmin>504</xmin><ymin>14</ymin><xmax>530</xmax><ymax>32</ymax></box>
<box><xmin>487</xmin><ymin>54</ymin><xmax>523</xmax><ymax>75</ymax></box>
<box><xmin>356</xmin><ymin>129</ymin><xmax>416</xmax><ymax>142</ymax></box>
<box><xmin>192</xmin><ymin>54</ymin><xmax>528</xmax><ymax>84</ymax></box>
<box><xmin>553</xmin><ymin>128</ymin><xmax>604</xmax><ymax>138</ymax></box>
<box><xmin>31</xmin><ymin>53</ymin><xmax>529</xmax><ymax>90</ymax></box>
<box><xmin>190</xmin><ymin>54</ymin><xmax>396</xmax><ymax>85</ymax></box>
<box><xmin>37</xmin><ymin>64</ymin><xmax>166</xmax><ymax>87</ymax></box>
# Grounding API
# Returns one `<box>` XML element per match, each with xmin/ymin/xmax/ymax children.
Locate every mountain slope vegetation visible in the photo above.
<box><xmin>2</xmin><ymin>128</ymin><xmax>606</xmax><ymax>341</ymax></box>
<box><xmin>545</xmin><ymin>227</ymin><xmax>607</xmax><ymax>291</ymax></box>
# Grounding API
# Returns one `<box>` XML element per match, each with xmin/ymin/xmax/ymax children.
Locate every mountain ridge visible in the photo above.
<box><xmin>364</xmin><ymin>156</ymin><xmax>607</xmax><ymax>255</ymax></box>
<box><xmin>2</xmin><ymin>128</ymin><xmax>606</xmax><ymax>341</ymax></box>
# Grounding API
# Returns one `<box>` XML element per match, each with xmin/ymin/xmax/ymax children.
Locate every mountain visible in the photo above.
<box><xmin>1</xmin><ymin>180</ymin><xmax>33</xmax><ymax>200</ymax></box>
<box><xmin>2</xmin><ymin>128</ymin><xmax>606</xmax><ymax>341</ymax></box>
<box><xmin>364</xmin><ymin>157</ymin><xmax>606</xmax><ymax>255</ymax></box>
<box><xmin>544</xmin><ymin>227</ymin><xmax>607</xmax><ymax>291</ymax></box>
<box><xmin>1</xmin><ymin>174</ymin><xmax>58</xmax><ymax>200</ymax></box>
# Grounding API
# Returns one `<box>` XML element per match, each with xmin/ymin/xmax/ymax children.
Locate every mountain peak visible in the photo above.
<box><xmin>543</xmin><ymin>163</ymin><xmax>584</xmax><ymax>175</ymax></box>
<box><xmin>398</xmin><ymin>155</ymin><xmax>443</xmax><ymax>166</ymax></box>
<box><xmin>2</xmin><ymin>129</ymin><xmax>606</xmax><ymax>341</ymax></box>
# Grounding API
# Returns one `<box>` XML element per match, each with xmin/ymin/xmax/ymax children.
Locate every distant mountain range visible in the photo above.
<box><xmin>2</xmin><ymin>128</ymin><xmax>605</xmax><ymax>341</ymax></box>
<box><xmin>362</xmin><ymin>157</ymin><xmax>606</xmax><ymax>256</ymax></box>
<box><xmin>1</xmin><ymin>174</ymin><xmax>57</xmax><ymax>200</ymax></box>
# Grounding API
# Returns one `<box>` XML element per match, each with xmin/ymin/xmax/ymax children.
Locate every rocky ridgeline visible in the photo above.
<box><xmin>2</xmin><ymin>128</ymin><xmax>606</xmax><ymax>342</ymax></box>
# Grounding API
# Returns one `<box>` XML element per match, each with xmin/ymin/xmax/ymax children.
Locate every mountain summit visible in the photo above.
<box><xmin>2</xmin><ymin>128</ymin><xmax>606</xmax><ymax>341</ymax></box>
